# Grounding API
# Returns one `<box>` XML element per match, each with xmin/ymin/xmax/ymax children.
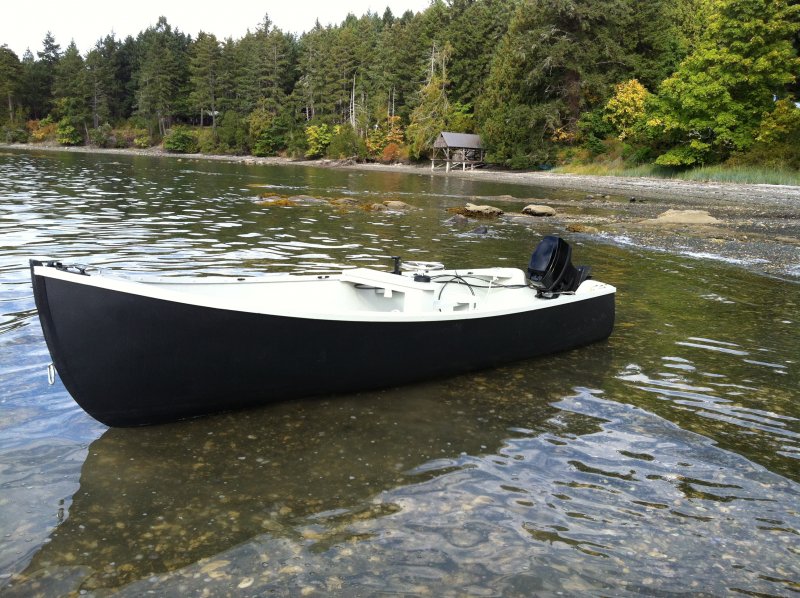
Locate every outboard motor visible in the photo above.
<box><xmin>528</xmin><ymin>236</ymin><xmax>591</xmax><ymax>296</ymax></box>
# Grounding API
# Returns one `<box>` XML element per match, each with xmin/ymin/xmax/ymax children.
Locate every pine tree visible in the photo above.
<box><xmin>189</xmin><ymin>32</ymin><xmax>222</xmax><ymax>131</ymax></box>
<box><xmin>0</xmin><ymin>45</ymin><xmax>22</xmax><ymax>125</ymax></box>
<box><xmin>406</xmin><ymin>43</ymin><xmax>452</xmax><ymax>158</ymax></box>
<box><xmin>22</xmin><ymin>32</ymin><xmax>62</xmax><ymax>118</ymax></box>
<box><xmin>476</xmin><ymin>0</ymin><xmax>632</xmax><ymax>167</ymax></box>
<box><xmin>444</xmin><ymin>0</ymin><xmax>517</xmax><ymax>107</ymax></box>
<box><xmin>53</xmin><ymin>41</ymin><xmax>89</xmax><ymax>135</ymax></box>
<box><xmin>236</xmin><ymin>16</ymin><xmax>297</xmax><ymax>116</ymax></box>
<box><xmin>134</xmin><ymin>17</ymin><xmax>190</xmax><ymax>137</ymax></box>
<box><xmin>85</xmin><ymin>37</ymin><xmax>118</xmax><ymax>128</ymax></box>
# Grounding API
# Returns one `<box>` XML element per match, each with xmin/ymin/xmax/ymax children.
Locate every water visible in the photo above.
<box><xmin>0</xmin><ymin>149</ymin><xmax>798</xmax><ymax>596</ymax></box>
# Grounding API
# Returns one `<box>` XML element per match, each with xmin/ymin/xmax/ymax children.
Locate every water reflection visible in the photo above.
<box><xmin>1</xmin><ymin>149</ymin><xmax>798</xmax><ymax>595</ymax></box>
<box><xmin>9</xmin><ymin>389</ymin><xmax>798</xmax><ymax>597</ymax></box>
<box><xmin>6</xmin><ymin>380</ymin><xmax>560</xmax><ymax>594</ymax></box>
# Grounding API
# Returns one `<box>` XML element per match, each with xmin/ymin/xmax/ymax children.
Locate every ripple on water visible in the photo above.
<box><xmin>20</xmin><ymin>391</ymin><xmax>791</xmax><ymax>598</ymax></box>
<box><xmin>0</xmin><ymin>151</ymin><xmax>798</xmax><ymax>596</ymax></box>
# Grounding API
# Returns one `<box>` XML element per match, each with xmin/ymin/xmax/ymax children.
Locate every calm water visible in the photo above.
<box><xmin>0</xmin><ymin>150</ymin><xmax>798</xmax><ymax>596</ymax></box>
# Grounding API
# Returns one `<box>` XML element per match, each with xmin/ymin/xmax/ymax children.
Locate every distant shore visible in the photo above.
<box><xmin>4</xmin><ymin>141</ymin><xmax>800</xmax><ymax>206</ymax></box>
<box><xmin>3</xmin><ymin>143</ymin><xmax>799</xmax><ymax>279</ymax></box>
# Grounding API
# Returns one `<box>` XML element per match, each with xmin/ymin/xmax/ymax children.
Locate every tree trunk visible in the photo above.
<box><xmin>564</xmin><ymin>70</ymin><xmax>582</xmax><ymax>133</ymax></box>
<box><xmin>350</xmin><ymin>74</ymin><xmax>356</xmax><ymax>129</ymax></box>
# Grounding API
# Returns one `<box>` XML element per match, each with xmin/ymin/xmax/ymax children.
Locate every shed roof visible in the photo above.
<box><xmin>433</xmin><ymin>132</ymin><xmax>483</xmax><ymax>149</ymax></box>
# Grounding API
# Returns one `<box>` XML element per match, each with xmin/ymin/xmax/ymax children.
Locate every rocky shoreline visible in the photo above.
<box><xmin>3</xmin><ymin>143</ymin><xmax>799</xmax><ymax>279</ymax></box>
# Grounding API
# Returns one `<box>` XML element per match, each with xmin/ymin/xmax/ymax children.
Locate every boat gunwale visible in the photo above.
<box><xmin>31</xmin><ymin>264</ymin><xmax>616</xmax><ymax>323</ymax></box>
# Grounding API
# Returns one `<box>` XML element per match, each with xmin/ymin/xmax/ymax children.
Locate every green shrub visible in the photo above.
<box><xmin>217</xmin><ymin>112</ymin><xmax>248</xmax><ymax>154</ymax></box>
<box><xmin>2</xmin><ymin>125</ymin><xmax>28</xmax><ymax>143</ymax></box>
<box><xmin>56</xmin><ymin>118</ymin><xmax>83</xmax><ymax>146</ymax></box>
<box><xmin>326</xmin><ymin>125</ymin><xmax>365</xmax><ymax>160</ymax></box>
<box><xmin>89</xmin><ymin>123</ymin><xmax>115</xmax><ymax>148</ymax></box>
<box><xmin>111</xmin><ymin>126</ymin><xmax>148</xmax><ymax>148</ymax></box>
<box><xmin>28</xmin><ymin>116</ymin><xmax>57</xmax><ymax>142</ymax></box>
<box><xmin>133</xmin><ymin>134</ymin><xmax>151</xmax><ymax>148</ymax></box>
<box><xmin>284</xmin><ymin>128</ymin><xmax>308</xmax><ymax>159</ymax></box>
<box><xmin>163</xmin><ymin>126</ymin><xmax>199</xmax><ymax>153</ymax></box>
<box><xmin>195</xmin><ymin>127</ymin><xmax>218</xmax><ymax>154</ymax></box>
<box><xmin>305</xmin><ymin>123</ymin><xmax>332</xmax><ymax>158</ymax></box>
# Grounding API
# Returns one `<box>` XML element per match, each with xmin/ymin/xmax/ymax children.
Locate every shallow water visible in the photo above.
<box><xmin>0</xmin><ymin>150</ymin><xmax>798</xmax><ymax>596</ymax></box>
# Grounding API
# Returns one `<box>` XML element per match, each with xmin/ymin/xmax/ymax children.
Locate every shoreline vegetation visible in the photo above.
<box><xmin>4</xmin><ymin>141</ymin><xmax>800</xmax><ymax>205</ymax></box>
<box><xmin>1</xmin><ymin>0</ymin><xmax>799</xmax><ymax>183</ymax></box>
<box><xmin>4</xmin><ymin>142</ymin><xmax>799</xmax><ymax>281</ymax></box>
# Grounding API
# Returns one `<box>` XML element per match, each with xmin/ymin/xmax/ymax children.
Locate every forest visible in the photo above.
<box><xmin>0</xmin><ymin>0</ymin><xmax>799</xmax><ymax>172</ymax></box>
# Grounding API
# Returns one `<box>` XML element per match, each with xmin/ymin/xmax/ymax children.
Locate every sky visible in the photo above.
<box><xmin>1</xmin><ymin>0</ymin><xmax>432</xmax><ymax>57</ymax></box>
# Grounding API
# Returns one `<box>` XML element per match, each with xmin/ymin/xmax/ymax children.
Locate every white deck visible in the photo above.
<box><xmin>34</xmin><ymin>265</ymin><xmax>616</xmax><ymax>322</ymax></box>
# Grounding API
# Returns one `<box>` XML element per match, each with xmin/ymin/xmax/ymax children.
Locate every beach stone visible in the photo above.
<box><xmin>522</xmin><ymin>204</ymin><xmax>556</xmax><ymax>217</ymax></box>
<box><xmin>567</xmin><ymin>224</ymin><xmax>599</xmax><ymax>233</ymax></box>
<box><xmin>256</xmin><ymin>195</ymin><xmax>297</xmax><ymax>207</ymax></box>
<box><xmin>644</xmin><ymin>209</ymin><xmax>721</xmax><ymax>225</ymax></box>
<box><xmin>330</xmin><ymin>197</ymin><xmax>360</xmax><ymax>206</ymax></box>
<box><xmin>444</xmin><ymin>214</ymin><xmax>470</xmax><ymax>227</ymax></box>
<box><xmin>463</xmin><ymin>203</ymin><xmax>504</xmax><ymax>217</ymax></box>
<box><xmin>287</xmin><ymin>195</ymin><xmax>328</xmax><ymax>205</ymax></box>
<box><xmin>383</xmin><ymin>200</ymin><xmax>414</xmax><ymax>210</ymax></box>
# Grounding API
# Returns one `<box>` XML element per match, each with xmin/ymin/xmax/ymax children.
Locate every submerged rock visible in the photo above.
<box><xmin>642</xmin><ymin>209</ymin><xmax>720</xmax><ymax>225</ymax></box>
<box><xmin>256</xmin><ymin>195</ymin><xmax>296</xmax><ymax>207</ymax></box>
<box><xmin>456</xmin><ymin>203</ymin><xmax>504</xmax><ymax>218</ymax></box>
<box><xmin>383</xmin><ymin>200</ymin><xmax>414</xmax><ymax>210</ymax></box>
<box><xmin>522</xmin><ymin>204</ymin><xmax>557</xmax><ymax>217</ymax></box>
<box><xmin>469</xmin><ymin>225</ymin><xmax>489</xmax><ymax>235</ymax></box>
<box><xmin>330</xmin><ymin>197</ymin><xmax>360</xmax><ymax>206</ymax></box>
<box><xmin>444</xmin><ymin>214</ymin><xmax>470</xmax><ymax>227</ymax></box>
<box><xmin>567</xmin><ymin>224</ymin><xmax>599</xmax><ymax>233</ymax></box>
<box><xmin>287</xmin><ymin>194</ymin><xmax>329</xmax><ymax>205</ymax></box>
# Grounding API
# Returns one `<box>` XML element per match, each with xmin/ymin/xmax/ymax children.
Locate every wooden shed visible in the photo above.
<box><xmin>431</xmin><ymin>132</ymin><xmax>485</xmax><ymax>172</ymax></box>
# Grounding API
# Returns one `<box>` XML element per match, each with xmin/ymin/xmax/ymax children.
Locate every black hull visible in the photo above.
<box><xmin>31</xmin><ymin>268</ymin><xmax>615</xmax><ymax>426</ymax></box>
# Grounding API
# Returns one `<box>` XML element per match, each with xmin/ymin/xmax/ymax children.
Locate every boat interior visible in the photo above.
<box><xmin>133</xmin><ymin>266</ymin><xmax>541</xmax><ymax>316</ymax></box>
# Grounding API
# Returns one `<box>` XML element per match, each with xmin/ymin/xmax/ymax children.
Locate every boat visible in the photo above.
<box><xmin>29</xmin><ymin>236</ymin><xmax>615</xmax><ymax>427</ymax></box>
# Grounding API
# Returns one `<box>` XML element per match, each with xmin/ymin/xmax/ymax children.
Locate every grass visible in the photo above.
<box><xmin>554</xmin><ymin>161</ymin><xmax>800</xmax><ymax>186</ymax></box>
<box><xmin>673</xmin><ymin>164</ymin><xmax>800</xmax><ymax>186</ymax></box>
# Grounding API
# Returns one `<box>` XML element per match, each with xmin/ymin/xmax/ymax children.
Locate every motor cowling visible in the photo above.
<box><xmin>527</xmin><ymin>236</ymin><xmax>591</xmax><ymax>295</ymax></box>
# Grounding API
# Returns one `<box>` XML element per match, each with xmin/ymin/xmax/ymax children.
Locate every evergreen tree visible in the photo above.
<box><xmin>406</xmin><ymin>43</ymin><xmax>452</xmax><ymax>158</ymax></box>
<box><xmin>114</xmin><ymin>36</ymin><xmax>138</xmax><ymax>120</ymax></box>
<box><xmin>444</xmin><ymin>0</ymin><xmax>517</xmax><ymax>106</ymax></box>
<box><xmin>625</xmin><ymin>0</ymin><xmax>691</xmax><ymax>89</ymax></box>
<box><xmin>236</xmin><ymin>16</ymin><xmax>296</xmax><ymax>116</ymax></box>
<box><xmin>134</xmin><ymin>17</ymin><xmax>190</xmax><ymax>137</ymax></box>
<box><xmin>477</xmin><ymin>0</ymin><xmax>632</xmax><ymax>167</ymax></box>
<box><xmin>189</xmin><ymin>31</ymin><xmax>222</xmax><ymax>131</ymax></box>
<box><xmin>372</xmin><ymin>10</ymin><xmax>431</xmax><ymax>123</ymax></box>
<box><xmin>53</xmin><ymin>41</ymin><xmax>89</xmax><ymax>135</ymax></box>
<box><xmin>84</xmin><ymin>34</ymin><xmax>132</xmax><ymax>126</ymax></box>
<box><xmin>0</xmin><ymin>45</ymin><xmax>22</xmax><ymax>125</ymax></box>
<box><xmin>217</xmin><ymin>37</ymin><xmax>243</xmax><ymax>114</ymax></box>
<box><xmin>23</xmin><ymin>32</ymin><xmax>62</xmax><ymax>118</ymax></box>
<box><xmin>85</xmin><ymin>37</ymin><xmax>118</xmax><ymax>128</ymax></box>
<box><xmin>652</xmin><ymin>0</ymin><xmax>800</xmax><ymax>166</ymax></box>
